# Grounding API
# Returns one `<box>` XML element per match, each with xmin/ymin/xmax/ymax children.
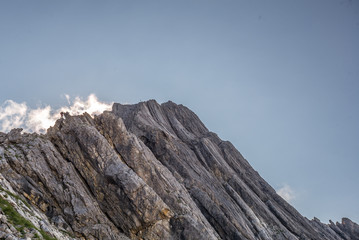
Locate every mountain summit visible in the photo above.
<box><xmin>0</xmin><ymin>100</ymin><xmax>357</xmax><ymax>239</ymax></box>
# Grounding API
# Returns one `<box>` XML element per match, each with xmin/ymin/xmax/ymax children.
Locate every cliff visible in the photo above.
<box><xmin>0</xmin><ymin>100</ymin><xmax>357</xmax><ymax>239</ymax></box>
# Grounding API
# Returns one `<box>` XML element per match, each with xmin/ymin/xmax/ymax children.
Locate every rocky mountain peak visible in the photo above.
<box><xmin>0</xmin><ymin>100</ymin><xmax>357</xmax><ymax>239</ymax></box>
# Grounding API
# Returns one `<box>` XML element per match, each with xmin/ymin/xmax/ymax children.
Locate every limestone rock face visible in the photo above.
<box><xmin>0</xmin><ymin>100</ymin><xmax>357</xmax><ymax>239</ymax></box>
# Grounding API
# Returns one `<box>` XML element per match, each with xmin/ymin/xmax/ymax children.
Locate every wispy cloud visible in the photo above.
<box><xmin>0</xmin><ymin>100</ymin><xmax>28</xmax><ymax>133</ymax></box>
<box><xmin>276</xmin><ymin>184</ymin><xmax>296</xmax><ymax>203</ymax></box>
<box><xmin>0</xmin><ymin>94</ymin><xmax>112</xmax><ymax>133</ymax></box>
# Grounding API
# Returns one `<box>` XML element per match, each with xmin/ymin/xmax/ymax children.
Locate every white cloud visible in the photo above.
<box><xmin>0</xmin><ymin>100</ymin><xmax>28</xmax><ymax>133</ymax></box>
<box><xmin>27</xmin><ymin>106</ymin><xmax>54</xmax><ymax>133</ymax></box>
<box><xmin>277</xmin><ymin>184</ymin><xmax>296</xmax><ymax>203</ymax></box>
<box><xmin>58</xmin><ymin>94</ymin><xmax>112</xmax><ymax>116</ymax></box>
<box><xmin>0</xmin><ymin>94</ymin><xmax>112</xmax><ymax>134</ymax></box>
<box><xmin>65</xmin><ymin>94</ymin><xmax>71</xmax><ymax>105</ymax></box>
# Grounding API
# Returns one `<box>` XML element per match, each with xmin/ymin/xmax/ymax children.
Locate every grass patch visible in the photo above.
<box><xmin>0</xmin><ymin>196</ymin><xmax>34</xmax><ymax>232</ymax></box>
<box><xmin>0</xmin><ymin>196</ymin><xmax>57</xmax><ymax>240</ymax></box>
<box><xmin>39</xmin><ymin>229</ymin><xmax>57</xmax><ymax>240</ymax></box>
<box><xmin>0</xmin><ymin>186</ymin><xmax>31</xmax><ymax>209</ymax></box>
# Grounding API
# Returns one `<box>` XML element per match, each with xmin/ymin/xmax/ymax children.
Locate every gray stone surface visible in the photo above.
<box><xmin>0</xmin><ymin>100</ymin><xmax>357</xmax><ymax>239</ymax></box>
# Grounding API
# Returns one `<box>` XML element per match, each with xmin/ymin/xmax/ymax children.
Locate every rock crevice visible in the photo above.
<box><xmin>0</xmin><ymin>100</ymin><xmax>357</xmax><ymax>240</ymax></box>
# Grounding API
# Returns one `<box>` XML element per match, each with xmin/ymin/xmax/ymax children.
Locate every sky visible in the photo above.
<box><xmin>0</xmin><ymin>0</ymin><xmax>358</xmax><ymax>223</ymax></box>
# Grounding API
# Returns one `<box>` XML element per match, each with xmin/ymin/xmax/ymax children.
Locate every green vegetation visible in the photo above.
<box><xmin>0</xmin><ymin>196</ymin><xmax>56</xmax><ymax>240</ymax></box>
<box><xmin>0</xmin><ymin>186</ymin><xmax>31</xmax><ymax>209</ymax></box>
<box><xmin>34</xmin><ymin>233</ymin><xmax>41</xmax><ymax>238</ymax></box>
<box><xmin>0</xmin><ymin>196</ymin><xmax>34</xmax><ymax>232</ymax></box>
<box><xmin>39</xmin><ymin>229</ymin><xmax>57</xmax><ymax>240</ymax></box>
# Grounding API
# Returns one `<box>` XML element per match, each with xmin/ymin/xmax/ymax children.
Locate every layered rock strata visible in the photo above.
<box><xmin>0</xmin><ymin>100</ymin><xmax>357</xmax><ymax>239</ymax></box>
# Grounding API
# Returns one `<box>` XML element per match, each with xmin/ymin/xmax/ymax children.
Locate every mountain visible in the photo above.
<box><xmin>0</xmin><ymin>100</ymin><xmax>358</xmax><ymax>240</ymax></box>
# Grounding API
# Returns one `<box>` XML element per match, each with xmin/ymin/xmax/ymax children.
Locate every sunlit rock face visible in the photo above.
<box><xmin>0</xmin><ymin>100</ymin><xmax>358</xmax><ymax>239</ymax></box>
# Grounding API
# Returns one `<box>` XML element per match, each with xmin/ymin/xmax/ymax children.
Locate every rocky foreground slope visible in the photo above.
<box><xmin>0</xmin><ymin>100</ymin><xmax>358</xmax><ymax>240</ymax></box>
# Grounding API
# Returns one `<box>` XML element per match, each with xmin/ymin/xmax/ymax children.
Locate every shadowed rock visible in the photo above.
<box><xmin>0</xmin><ymin>100</ymin><xmax>357</xmax><ymax>240</ymax></box>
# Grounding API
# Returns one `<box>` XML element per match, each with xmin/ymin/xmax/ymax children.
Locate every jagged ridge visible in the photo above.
<box><xmin>0</xmin><ymin>100</ymin><xmax>357</xmax><ymax>240</ymax></box>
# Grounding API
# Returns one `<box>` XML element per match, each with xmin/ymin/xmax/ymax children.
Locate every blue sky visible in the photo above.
<box><xmin>1</xmin><ymin>0</ymin><xmax>358</xmax><ymax>223</ymax></box>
